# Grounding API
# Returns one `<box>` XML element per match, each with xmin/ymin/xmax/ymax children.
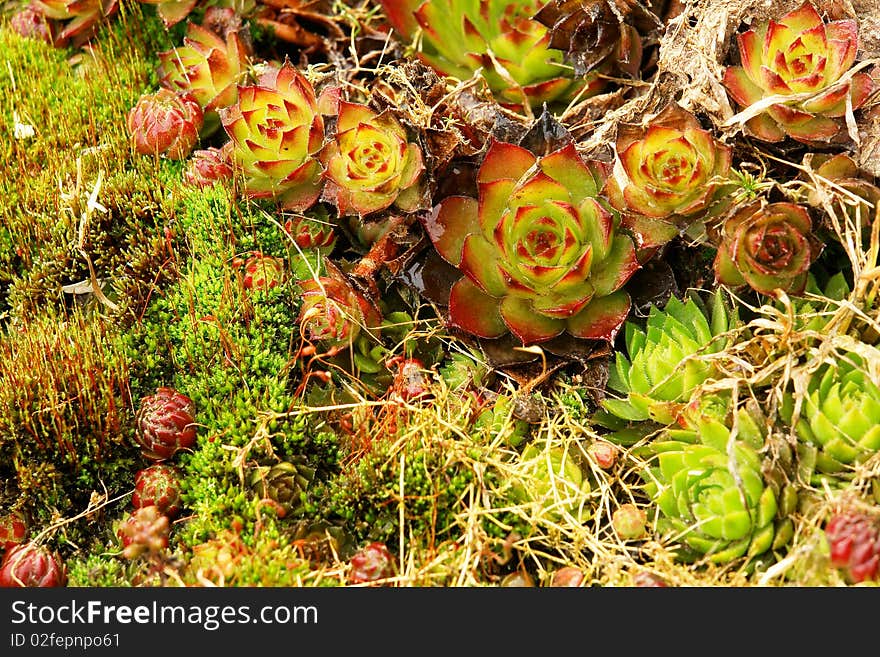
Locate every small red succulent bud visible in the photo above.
<box><xmin>183</xmin><ymin>143</ymin><xmax>234</xmax><ymax>188</ymax></box>
<box><xmin>133</xmin><ymin>464</ymin><xmax>183</xmax><ymax>518</ymax></box>
<box><xmin>118</xmin><ymin>506</ymin><xmax>171</xmax><ymax>560</ymax></box>
<box><xmin>127</xmin><ymin>89</ymin><xmax>203</xmax><ymax>160</ymax></box>
<box><xmin>632</xmin><ymin>571</ymin><xmax>669</xmax><ymax>587</ymax></box>
<box><xmin>825</xmin><ymin>509</ymin><xmax>880</xmax><ymax>584</ymax></box>
<box><xmin>0</xmin><ymin>542</ymin><xmax>66</xmax><ymax>587</ymax></box>
<box><xmin>9</xmin><ymin>7</ymin><xmax>55</xmax><ymax>44</ymax></box>
<box><xmin>549</xmin><ymin>566</ymin><xmax>585</xmax><ymax>587</ymax></box>
<box><xmin>587</xmin><ymin>441</ymin><xmax>618</xmax><ymax>470</ymax></box>
<box><xmin>612</xmin><ymin>503</ymin><xmax>648</xmax><ymax>540</ymax></box>
<box><xmin>348</xmin><ymin>542</ymin><xmax>396</xmax><ymax>584</ymax></box>
<box><xmin>0</xmin><ymin>512</ymin><xmax>27</xmax><ymax>552</ymax></box>
<box><xmin>282</xmin><ymin>215</ymin><xmax>337</xmax><ymax>251</ymax></box>
<box><xmin>135</xmin><ymin>387</ymin><xmax>198</xmax><ymax>462</ymax></box>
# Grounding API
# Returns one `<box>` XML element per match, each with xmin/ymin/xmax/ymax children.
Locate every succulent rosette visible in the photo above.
<box><xmin>32</xmin><ymin>0</ymin><xmax>116</xmax><ymax>44</ymax></box>
<box><xmin>599</xmin><ymin>289</ymin><xmax>733</xmax><ymax>427</ymax></box>
<box><xmin>714</xmin><ymin>201</ymin><xmax>823</xmax><ymax>297</ymax></box>
<box><xmin>247</xmin><ymin>458</ymin><xmax>316</xmax><ymax>517</ymax></box>
<box><xmin>825</xmin><ymin>509</ymin><xmax>880</xmax><ymax>584</ymax></box>
<box><xmin>219</xmin><ymin>61</ymin><xmax>325</xmax><ymax>211</ymax></box>
<box><xmin>378</xmin><ymin>0</ymin><xmax>604</xmax><ymax>111</ymax></box>
<box><xmin>424</xmin><ymin>140</ymin><xmax>639</xmax><ymax>345</ymax></box>
<box><xmin>296</xmin><ymin>263</ymin><xmax>382</xmax><ymax>351</ymax></box>
<box><xmin>722</xmin><ymin>1</ymin><xmax>879</xmax><ymax>144</ymax></box>
<box><xmin>605</xmin><ymin>103</ymin><xmax>734</xmax><ymax>253</ymax></box>
<box><xmin>781</xmin><ymin>350</ymin><xmax>880</xmax><ymax>483</ymax></box>
<box><xmin>135</xmin><ymin>387</ymin><xmax>198</xmax><ymax>462</ymax></box>
<box><xmin>132</xmin><ymin>464</ymin><xmax>183</xmax><ymax>518</ymax></box>
<box><xmin>642</xmin><ymin>408</ymin><xmax>791</xmax><ymax>564</ymax></box>
<box><xmin>282</xmin><ymin>214</ymin><xmax>337</xmax><ymax>251</ymax></box>
<box><xmin>508</xmin><ymin>442</ymin><xmax>592</xmax><ymax>523</ymax></box>
<box><xmin>183</xmin><ymin>143</ymin><xmax>234</xmax><ymax>188</ymax></box>
<box><xmin>0</xmin><ymin>542</ymin><xmax>67</xmax><ymax>587</ymax></box>
<box><xmin>533</xmin><ymin>0</ymin><xmax>644</xmax><ymax>79</ymax></box>
<box><xmin>158</xmin><ymin>21</ymin><xmax>249</xmax><ymax>121</ymax></box>
<box><xmin>127</xmin><ymin>89</ymin><xmax>204</xmax><ymax>160</ymax></box>
<box><xmin>238</xmin><ymin>252</ymin><xmax>286</xmax><ymax>291</ymax></box>
<box><xmin>321</xmin><ymin>102</ymin><xmax>424</xmax><ymax>217</ymax></box>
<box><xmin>348</xmin><ymin>542</ymin><xmax>396</xmax><ymax>584</ymax></box>
<box><xmin>117</xmin><ymin>506</ymin><xmax>170</xmax><ymax>560</ymax></box>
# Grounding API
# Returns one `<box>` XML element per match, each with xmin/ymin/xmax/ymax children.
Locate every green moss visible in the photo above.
<box><xmin>0</xmin><ymin>310</ymin><xmax>141</xmax><ymax>522</ymax></box>
<box><xmin>0</xmin><ymin>4</ymin><xmax>178</xmax><ymax>318</ymax></box>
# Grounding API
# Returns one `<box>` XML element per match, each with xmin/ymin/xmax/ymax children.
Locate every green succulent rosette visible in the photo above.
<box><xmin>424</xmin><ymin>140</ymin><xmax>639</xmax><ymax>345</ymax></box>
<box><xmin>378</xmin><ymin>0</ymin><xmax>604</xmax><ymax>111</ymax></box>
<box><xmin>321</xmin><ymin>101</ymin><xmax>425</xmax><ymax>217</ymax></box>
<box><xmin>508</xmin><ymin>442</ymin><xmax>592</xmax><ymax>523</ymax></box>
<box><xmin>642</xmin><ymin>408</ymin><xmax>791</xmax><ymax>564</ymax></box>
<box><xmin>722</xmin><ymin>1</ymin><xmax>878</xmax><ymax>144</ymax></box>
<box><xmin>248</xmin><ymin>458</ymin><xmax>316</xmax><ymax>517</ymax></box>
<box><xmin>605</xmin><ymin>103</ymin><xmax>734</xmax><ymax>256</ymax></box>
<box><xmin>219</xmin><ymin>61</ymin><xmax>325</xmax><ymax>211</ymax></box>
<box><xmin>597</xmin><ymin>289</ymin><xmax>733</xmax><ymax>428</ymax></box>
<box><xmin>781</xmin><ymin>349</ymin><xmax>880</xmax><ymax>484</ymax></box>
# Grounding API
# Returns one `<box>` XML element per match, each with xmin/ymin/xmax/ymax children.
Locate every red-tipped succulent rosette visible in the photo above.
<box><xmin>219</xmin><ymin>61</ymin><xmax>325</xmax><ymax>212</ymax></box>
<box><xmin>158</xmin><ymin>21</ymin><xmax>249</xmax><ymax>118</ymax></box>
<box><xmin>424</xmin><ymin>140</ymin><xmax>640</xmax><ymax>345</ymax></box>
<box><xmin>722</xmin><ymin>1</ymin><xmax>878</xmax><ymax>144</ymax></box>
<box><xmin>127</xmin><ymin>89</ymin><xmax>204</xmax><ymax>160</ymax></box>
<box><xmin>0</xmin><ymin>542</ymin><xmax>66</xmax><ymax>587</ymax></box>
<box><xmin>296</xmin><ymin>262</ymin><xmax>382</xmax><ymax>351</ymax></box>
<box><xmin>133</xmin><ymin>464</ymin><xmax>183</xmax><ymax>518</ymax></box>
<box><xmin>134</xmin><ymin>387</ymin><xmax>198</xmax><ymax>462</ymax></box>
<box><xmin>378</xmin><ymin>0</ymin><xmax>604</xmax><ymax>111</ymax></box>
<box><xmin>32</xmin><ymin>0</ymin><xmax>117</xmax><ymax>45</ymax></box>
<box><xmin>282</xmin><ymin>214</ymin><xmax>337</xmax><ymax>251</ymax></box>
<box><xmin>321</xmin><ymin>101</ymin><xmax>425</xmax><ymax>218</ymax></box>
<box><xmin>605</xmin><ymin>103</ymin><xmax>733</xmax><ymax>253</ymax></box>
<box><xmin>239</xmin><ymin>252</ymin><xmax>287</xmax><ymax>291</ymax></box>
<box><xmin>714</xmin><ymin>201</ymin><xmax>824</xmax><ymax>297</ymax></box>
<box><xmin>183</xmin><ymin>142</ymin><xmax>234</xmax><ymax>188</ymax></box>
